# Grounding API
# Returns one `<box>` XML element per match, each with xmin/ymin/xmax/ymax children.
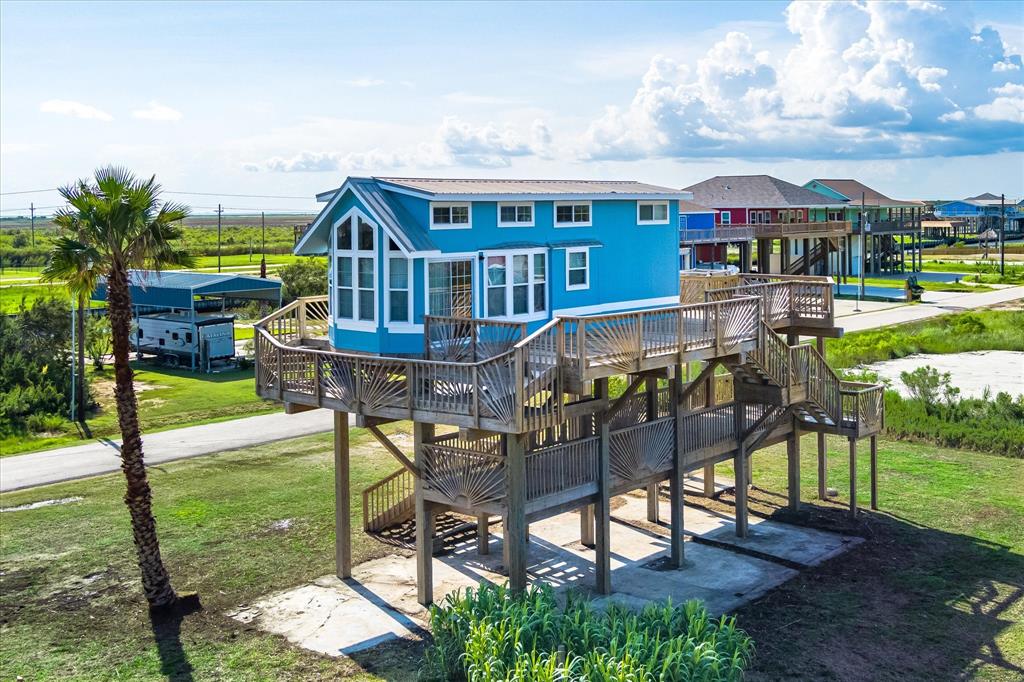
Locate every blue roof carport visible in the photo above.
<box><xmin>92</xmin><ymin>270</ymin><xmax>283</xmax><ymax>313</ymax></box>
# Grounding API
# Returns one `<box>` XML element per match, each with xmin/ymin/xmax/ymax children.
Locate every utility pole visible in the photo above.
<box><xmin>858</xmin><ymin>191</ymin><xmax>867</xmax><ymax>305</ymax></box>
<box><xmin>1000</xmin><ymin>193</ymin><xmax>1006</xmax><ymax>277</ymax></box>
<box><xmin>30</xmin><ymin>202</ymin><xmax>35</xmax><ymax>247</ymax></box>
<box><xmin>217</xmin><ymin>203</ymin><xmax>223</xmax><ymax>273</ymax></box>
<box><xmin>260</xmin><ymin>211</ymin><xmax>267</xmax><ymax>279</ymax></box>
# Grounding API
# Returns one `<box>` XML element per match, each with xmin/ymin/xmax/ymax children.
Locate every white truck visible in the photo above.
<box><xmin>133</xmin><ymin>313</ymin><xmax>235</xmax><ymax>371</ymax></box>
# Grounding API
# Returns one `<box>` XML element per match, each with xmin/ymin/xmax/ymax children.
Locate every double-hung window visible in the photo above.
<box><xmin>484</xmin><ymin>250</ymin><xmax>547</xmax><ymax>319</ymax></box>
<box><xmin>566</xmin><ymin>248</ymin><xmax>589</xmax><ymax>291</ymax></box>
<box><xmin>554</xmin><ymin>201</ymin><xmax>592</xmax><ymax>227</ymax></box>
<box><xmin>430</xmin><ymin>202</ymin><xmax>471</xmax><ymax>229</ymax></box>
<box><xmin>498</xmin><ymin>202</ymin><xmax>534</xmax><ymax>227</ymax></box>
<box><xmin>334</xmin><ymin>214</ymin><xmax>376</xmax><ymax>324</ymax></box>
<box><xmin>720</xmin><ymin>211</ymin><xmax>732</xmax><ymax>225</ymax></box>
<box><xmin>637</xmin><ymin>201</ymin><xmax>669</xmax><ymax>225</ymax></box>
<box><xmin>386</xmin><ymin>239</ymin><xmax>410</xmax><ymax>323</ymax></box>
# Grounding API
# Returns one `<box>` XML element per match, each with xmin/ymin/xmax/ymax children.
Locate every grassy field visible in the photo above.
<box><xmin>0</xmin><ymin>432</ymin><xmax>1020</xmax><ymax>680</ymax></box>
<box><xmin>189</xmin><ymin>253</ymin><xmax>303</xmax><ymax>269</ymax></box>
<box><xmin>1</xmin><ymin>362</ymin><xmax>277</xmax><ymax>456</ymax></box>
<box><xmin>854</xmin><ymin>275</ymin><xmax>995</xmax><ymax>293</ymax></box>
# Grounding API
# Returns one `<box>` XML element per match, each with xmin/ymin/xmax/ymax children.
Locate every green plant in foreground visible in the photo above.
<box><xmin>422</xmin><ymin>583</ymin><xmax>754</xmax><ymax>682</ymax></box>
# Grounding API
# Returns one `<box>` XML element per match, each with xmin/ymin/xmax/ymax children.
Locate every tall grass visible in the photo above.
<box><xmin>826</xmin><ymin>310</ymin><xmax>1024</xmax><ymax>369</ymax></box>
<box><xmin>422</xmin><ymin>584</ymin><xmax>753</xmax><ymax>682</ymax></box>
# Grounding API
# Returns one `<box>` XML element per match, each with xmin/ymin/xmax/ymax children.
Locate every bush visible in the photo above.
<box><xmin>26</xmin><ymin>412</ymin><xmax>67</xmax><ymax>434</ymax></box>
<box><xmin>422</xmin><ymin>584</ymin><xmax>754</xmax><ymax>682</ymax></box>
<box><xmin>278</xmin><ymin>257</ymin><xmax>327</xmax><ymax>302</ymax></box>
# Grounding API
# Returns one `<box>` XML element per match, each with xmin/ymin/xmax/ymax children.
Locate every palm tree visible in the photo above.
<box><xmin>44</xmin><ymin>167</ymin><xmax>194</xmax><ymax>609</ymax></box>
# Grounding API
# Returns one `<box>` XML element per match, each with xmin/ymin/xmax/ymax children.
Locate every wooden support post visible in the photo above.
<box><xmin>870</xmin><ymin>435</ymin><xmax>878</xmax><ymax>511</ymax></box>
<box><xmin>669</xmin><ymin>366</ymin><xmax>686</xmax><ymax>566</ymax></box>
<box><xmin>580</xmin><ymin>504</ymin><xmax>595</xmax><ymax>547</ymax></box>
<box><xmin>477</xmin><ymin>513</ymin><xmax>490</xmax><ymax>555</ymax></box>
<box><xmin>848</xmin><ymin>437</ymin><xmax>858</xmax><ymax>517</ymax></box>
<box><xmin>733</xmin><ymin>402</ymin><xmax>748</xmax><ymax>538</ymax></box>
<box><xmin>414</xmin><ymin>421</ymin><xmax>435</xmax><ymax>605</ymax></box>
<box><xmin>645</xmin><ymin>376</ymin><xmax>660</xmax><ymax>524</ymax></box>
<box><xmin>703</xmin><ymin>462</ymin><xmax>716</xmax><ymax>498</ymax></box>
<box><xmin>334</xmin><ymin>411</ymin><xmax>351</xmax><ymax>579</ymax></box>
<box><xmin>816</xmin><ymin>336</ymin><xmax>827</xmax><ymax>499</ymax></box>
<box><xmin>787</xmin><ymin>426</ymin><xmax>800</xmax><ymax>510</ymax></box>
<box><xmin>505</xmin><ymin>432</ymin><xmax>529</xmax><ymax>593</ymax></box>
<box><xmin>595</xmin><ymin>378</ymin><xmax>612</xmax><ymax>594</ymax></box>
<box><xmin>802</xmin><ymin>237</ymin><xmax>811</xmax><ymax>275</ymax></box>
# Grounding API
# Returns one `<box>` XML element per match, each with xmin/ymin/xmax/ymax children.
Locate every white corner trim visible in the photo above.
<box><xmin>553</xmin><ymin>200</ymin><xmax>593</xmax><ymax>228</ymax></box>
<box><xmin>552</xmin><ymin>295</ymin><xmax>680</xmax><ymax>317</ymax></box>
<box><xmin>637</xmin><ymin>200</ymin><xmax>670</xmax><ymax>225</ymax></box>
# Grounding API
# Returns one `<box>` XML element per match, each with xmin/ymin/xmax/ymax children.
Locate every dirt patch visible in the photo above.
<box><xmin>1</xmin><ymin>497</ymin><xmax>83</xmax><ymax>513</ymax></box>
<box><xmin>89</xmin><ymin>375</ymin><xmax>168</xmax><ymax>405</ymax></box>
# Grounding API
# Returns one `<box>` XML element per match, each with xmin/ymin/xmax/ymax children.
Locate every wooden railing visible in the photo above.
<box><xmin>730</xmin><ymin>221</ymin><xmax>851</xmax><ymax>237</ymax></box>
<box><xmin>362</xmin><ymin>467</ymin><xmax>415</xmax><ymax>532</ymax></box>
<box><xmin>561</xmin><ymin>297</ymin><xmax>761</xmax><ymax>380</ymax></box>
<box><xmin>679</xmin><ymin>271</ymin><xmax>740</xmax><ymax>304</ymax></box>
<box><xmin>420</xmin><ymin>441</ymin><xmax>506</xmax><ymax>508</ymax></box>
<box><xmin>526</xmin><ymin>437</ymin><xmax>599</xmax><ymax>501</ymax></box>
<box><xmin>609</xmin><ymin>417</ymin><xmax>675</xmax><ymax>483</ymax></box>
<box><xmin>707</xmin><ymin>279</ymin><xmax>833</xmax><ymax>326</ymax></box>
<box><xmin>256</xmin><ymin>295</ymin><xmax>331</xmax><ymax>345</ymax></box>
<box><xmin>424</xmin><ymin>316</ymin><xmax>527</xmax><ymax>362</ymax></box>
<box><xmin>840</xmin><ymin>382</ymin><xmax>885</xmax><ymax>435</ymax></box>
<box><xmin>749</xmin><ymin>321</ymin><xmax>790</xmax><ymax>386</ymax></box>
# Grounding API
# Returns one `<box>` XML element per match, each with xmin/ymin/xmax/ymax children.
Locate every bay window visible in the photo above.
<box><xmin>386</xmin><ymin>239</ymin><xmax>410</xmax><ymax>323</ymax></box>
<box><xmin>333</xmin><ymin>213</ymin><xmax>376</xmax><ymax>326</ymax></box>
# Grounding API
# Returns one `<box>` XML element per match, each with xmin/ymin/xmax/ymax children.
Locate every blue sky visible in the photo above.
<box><xmin>2</xmin><ymin>0</ymin><xmax>1022</xmax><ymax>215</ymax></box>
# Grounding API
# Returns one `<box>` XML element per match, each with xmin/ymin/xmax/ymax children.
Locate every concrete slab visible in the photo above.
<box><xmin>231</xmin><ymin>487</ymin><xmax>861</xmax><ymax>659</ymax></box>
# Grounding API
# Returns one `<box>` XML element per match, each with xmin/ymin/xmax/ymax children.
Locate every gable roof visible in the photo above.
<box><xmin>809</xmin><ymin>179</ymin><xmax>924</xmax><ymax>208</ymax></box>
<box><xmin>375</xmin><ymin>177</ymin><xmax>691</xmax><ymax>200</ymax></box>
<box><xmin>678</xmin><ymin>199</ymin><xmax>717</xmax><ymax>214</ymax></box>
<box><xmin>967</xmin><ymin>192</ymin><xmax>1001</xmax><ymax>201</ymax></box>
<box><xmin>683</xmin><ymin>175</ymin><xmax>845</xmax><ymax>209</ymax></box>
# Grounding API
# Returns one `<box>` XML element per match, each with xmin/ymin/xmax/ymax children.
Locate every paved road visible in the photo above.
<box><xmin>1</xmin><ymin>409</ymin><xmax>337</xmax><ymax>493</ymax></box>
<box><xmin>4</xmin><ymin>284</ymin><xmax>1022</xmax><ymax>493</ymax></box>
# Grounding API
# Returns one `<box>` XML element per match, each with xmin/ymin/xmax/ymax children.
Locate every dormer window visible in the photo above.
<box><xmin>554</xmin><ymin>201</ymin><xmax>592</xmax><ymax>227</ymax></box>
<box><xmin>637</xmin><ymin>201</ymin><xmax>669</xmax><ymax>225</ymax></box>
<box><xmin>430</xmin><ymin>202</ymin><xmax>471</xmax><ymax>229</ymax></box>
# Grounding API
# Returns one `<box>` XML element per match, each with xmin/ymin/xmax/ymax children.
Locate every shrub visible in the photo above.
<box><xmin>421</xmin><ymin>584</ymin><xmax>754</xmax><ymax>682</ymax></box>
<box><xmin>278</xmin><ymin>257</ymin><xmax>327</xmax><ymax>302</ymax></box>
<box><xmin>26</xmin><ymin>412</ymin><xmax>67</xmax><ymax>433</ymax></box>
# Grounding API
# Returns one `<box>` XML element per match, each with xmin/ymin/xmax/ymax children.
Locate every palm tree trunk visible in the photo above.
<box><xmin>107</xmin><ymin>265</ymin><xmax>178</xmax><ymax>609</ymax></box>
<box><xmin>77</xmin><ymin>293</ymin><xmax>87</xmax><ymax>423</ymax></box>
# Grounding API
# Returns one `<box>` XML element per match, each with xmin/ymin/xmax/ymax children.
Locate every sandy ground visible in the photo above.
<box><xmin>862</xmin><ymin>351</ymin><xmax>1024</xmax><ymax>399</ymax></box>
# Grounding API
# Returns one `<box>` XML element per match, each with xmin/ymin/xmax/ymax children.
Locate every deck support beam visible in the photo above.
<box><xmin>367</xmin><ymin>425</ymin><xmax>420</xmax><ymax>478</ymax></box>
<box><xmin>816</xmin><ymin>336</ymin><xmax>828</xmax><ymax>499</ymax></box>
<box><xmin>787</xmin><ymin>425</ymin><xmax>801</xmax><ymax>510</ymax></box>
<box><xmin>733</xmin><ymin>403</ymin><xmax>749</xmax><ymax>538</ymax></box>
<box><xmin>669</xmin><ymin>365</ymin><xmax>686</xmax><ymax>566</ymax></box>
<box><xmin>848</xmin><ymin>437</ymin><xmax>858</xmax><ymax>518</ymax></box>
<box><xmin>702</xmin><ymin>463</ymin><xmax>716</xmax><ymax>498</ymax></box>
<box><xmin>870</xmin><ymin>435</ymin><xmax>878</xmax><ymax>511</ymax></box>
<box><xmin>477</xmin><ymin>513</ymin><xmax>490</xmax><ymax>555</ymax></box>
<box><xmin>594</xmin><ymin>378</ymin><xmax>612</xmax><ymax>594</ymax></box>
<box><xmin>334</xmin><ymin>411</ymin><xmax>351</xmax><ymax>580</ymax></box>
<box><xmin>414</xmin><ymin>421</ymin><xmax>435</xmax><ymax>605</ymax></box>
<box><xmin>505</xmin><ymin>432</ymin><xmax>529</xmax><ymax>593</ymax></box>
<box><xmin>645</xmin><ymin>376</ymin><xmax>660</xmax><ymax>524</ymax></box>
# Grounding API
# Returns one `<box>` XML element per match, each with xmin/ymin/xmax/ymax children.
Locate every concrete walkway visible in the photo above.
<box><xmin>836</xmin><ymin>284</ymin><xmax>1024</xmax><ymax>333</ymax></box>
<box><xmin>0</xmin><ymin>409</ymin><xmax>337</xmax><ymax>492</ymax></box>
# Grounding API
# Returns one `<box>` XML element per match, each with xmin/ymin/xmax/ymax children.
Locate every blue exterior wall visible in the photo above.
<box><xmin>318</xmin><ymin>184</ymin><xmax>683</xmax><ymax>355</ymax></box>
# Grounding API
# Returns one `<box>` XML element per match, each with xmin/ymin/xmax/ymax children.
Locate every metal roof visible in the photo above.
<box><xmin>92</xmin><ymin>270</ymin><xmax>282</xmax><ymax>310</ymax></box>
<box><xmin>375</xmin><ymin>177</ymin><xmax>691</xmax><ymax>199</ymax></box>
<box><xmin>809</xmin><ymin>179</ymin><xmax>923</xmax><ymax>208</ymax></box>
<box><xmin>684</xmin><ymin>175</ymin><xmax>846</xmax><ymax>209</ymax></box>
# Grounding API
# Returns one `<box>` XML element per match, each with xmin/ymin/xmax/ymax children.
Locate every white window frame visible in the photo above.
<box><xmin>429</xmin><ymin>202</ymin><xmax>472</xmax><ymax>230</ymax></box>
<box><xmin>331</xmin><ymin>207</ymin><xmax>377</xmax><ymax>332</ymax></box>
<box><xmin>481</xmin><ymin>248</ymin><xmax>548</xmax><ymax>321</ymax></box>
<box><xmin>383</xmin><ymin>242</ymin><xmax>416</xmax><ymax>331</ymax></box>
<box><xmin>720</xmin><ymin>211</ymin><xmax>732</xmax><ymax>225</ymax></box>
<box><xmin>553</xmin><ymin>200</ymin><xmax>592</xmax><ymax>228</ymax></box>
<box><xmin>497</xmin><ymin>201</ymin><xmax>535</xmax><ymax>228</ymax></box>
<box><xmin>565</xmin><ymin>247</ymin><xmax>590</xmax><ymax>291</ymax></box>
<box><xmin>637</xmin><ymin>200</ymin><xmax>670</xmax><ymax>225</ymax></box>
<box><xmin>424</xmin><ymin>252</ymin><xmax>477</xmax><ymax>318</ymax></box>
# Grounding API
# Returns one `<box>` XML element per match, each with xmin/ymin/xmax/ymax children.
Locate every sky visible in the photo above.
<box><xmin>2</xmin><ymin>0</ymin><xmax>1023</xmax><ymax>216</ymax></box>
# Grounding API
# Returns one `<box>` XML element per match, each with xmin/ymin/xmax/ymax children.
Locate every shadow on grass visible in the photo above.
<box><xmin>149</xmin><ymin>594</ymin><xmax>202</xmax><ymax>682</ymax></box>
<box><xmin>689</xmin><ymin>490</ymin><xmax>1024</xmax><ymax>681</ymax></box>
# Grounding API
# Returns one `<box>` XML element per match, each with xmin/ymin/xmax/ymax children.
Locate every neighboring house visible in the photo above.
<box><xmin>676</xmin><ymin>200</ymin><xmax>743</xmax><ymax>270</ymax></box>
<box><xmin>682</xmin><ymin>175</ymin><xmax>849</xmax><ymax>276</ymax></box>
<box><xmin>803</xmin><ymin>179</ymin><xmax>925</xmax><ymax>276</ymax></box>
<box><xmin>935</xmin><ymin>194</ymin><xmax>1022</xmax><ymax>236</ymax></box>
<box><xmin>295</xmin><ymin>177</ymin><xmax>690</xmax><ymax>355</ymax></box>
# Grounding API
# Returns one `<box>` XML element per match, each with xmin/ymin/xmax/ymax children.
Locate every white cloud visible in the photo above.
<box><xmin>39</xmin><ymin>99</ymin><xmax>112</xmax><ymax>121</ymax></box>
<box><xmin>582</xmin><ymin>0</ymin><xmax>1024</xmax><ymax>161</ymax></box>
<box><xmin>343</xmin><ymin>77</ymin><xmax>386</xmax><ymax>87</ymax></box>
<box><xmin>132</xmin><ymin>101</ymin><xmax>183</xmax><ymax>121</ymax></box>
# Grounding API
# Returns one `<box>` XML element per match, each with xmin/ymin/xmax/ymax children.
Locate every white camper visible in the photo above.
<box><xmin>133</xmin><ymin>313</ymin><xmax>235</xmax><ymax>370</ymax></box>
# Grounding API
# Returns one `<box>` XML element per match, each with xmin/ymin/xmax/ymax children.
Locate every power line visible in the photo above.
<box><xmin>2</xmin><ymin>187</ymin><xmax>313</xmax><ymax>200</ymax></box>
<box><xmin>0</xmin><ymin>188</ymin><xmax>57</xmax><ymax>196</ymax></box>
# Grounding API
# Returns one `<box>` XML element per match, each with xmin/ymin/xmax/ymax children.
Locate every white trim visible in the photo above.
<box><xmin>497</xmin><ymin>201</ymin><xmax>536</xmax><ymax>228</ymax></box>
<box><xmin>564</xmin><ymin>246</ymin><xmax>590</xmax><ymax>291</ymax></box>
<box><xmin>720</xmin><ymin>210</ymin><xmax>732</xmax><ymax>225</ymax></box>
<box><xmin>553</xmin><ymin>200</ymin><xmax>593</xmax><ymax>228</ymax></box>
<box><xmin>331</xmin><ymin>207</ymin><xmax>378</xmax><ymax>329</ymax></box>
<box><xmin>298</xmin><ymin>179</ymin><xmax>415</xmax><ymax>257</ymax></box>
<box><xmin>637</xmin><ymin>200</ymin><xmax>670</xmax><ymax>225</ymax></box>
<box><xmin>429</xmin><ymin>201</ymin><xmax>472</xmax><ymax>230</ymax></box>
<box><xmin>553</xmin><ymin>295</ymin><xmax>680</xmax><ymax>317</ymax></box>
<box><xmin>482</xmin><ymin>248</ymin><xmax>549</xmax><ymax>321</ymax></box>
<box><xmin>385</xmin><ymin>321</ymin><xmax>424</xmax><ymax>334</ymax></box>
<box><xmin>383</xmin><ymin>249</ymin><xmax>413</xmax><ymax>327</ymax></box>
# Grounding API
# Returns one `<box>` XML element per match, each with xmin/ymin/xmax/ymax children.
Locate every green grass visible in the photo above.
<box><xmin>0</xmin><ymin>428</ymin><xmax>415</xmax><ymax>681</ymax></box>
<box><xmin>1</xmin><ymin>362</ymin><xmax>277</xmax><ymax>456</ymax></box>
<box><xmin>920</xmin><ymin>260</ymin><xmax>1024</xmax><ymax>284</ymax></box>
<box><xmin>0</xmin><ymin>282</ymin><xmax>103</xmax><ymax>314</ymax></box>
<box><xmin>855</xmin><ymin>276</ymin><xmax>995</xmax><ymax>293</ymax></box>
<box><xmin>1</xmin><ymin>434</ymin><xmax>1021</xmax><ymax>679</ymax></box>
<box><xmin>190</xmin><ymin>253</ymin><xmax>302</xmax><ymax>269</ymax></box>
<box><xmin>825</xmin><ymin>309</ymin><xmax>1024</xmax><ymax>369</ymax></box>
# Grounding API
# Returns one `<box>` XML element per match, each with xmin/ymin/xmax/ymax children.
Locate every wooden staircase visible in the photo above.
<box><xmin>785</xmin><ymin>237</ymin><xmax>839</xmax><ymax>276</ymax></box>
<box><xmin>362</xmin><ymin>467</ymin><xmax>415</xmax><ymax>532</ymax></box>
